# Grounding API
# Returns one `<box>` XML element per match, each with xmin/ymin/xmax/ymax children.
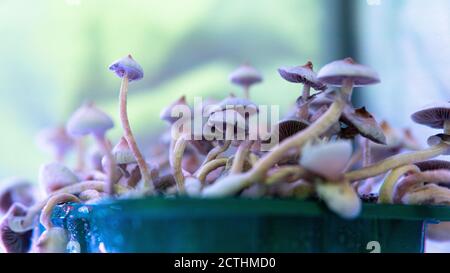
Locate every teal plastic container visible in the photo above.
<box><xmin>51</xmin><ymin>197</ymin><xmax>450</xmax><ymax>253</ymax></box>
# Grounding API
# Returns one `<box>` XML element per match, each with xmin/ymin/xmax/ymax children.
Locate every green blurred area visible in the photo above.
<box><xmin>0</xmin><ymin>0</ymin><xmax>324</xmax><ymax>179</ymax></box>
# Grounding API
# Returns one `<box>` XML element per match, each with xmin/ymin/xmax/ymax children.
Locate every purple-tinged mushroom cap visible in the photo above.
<box><xmin>38</xmin><ymin>162</ymin><xmax>80</xmax><ymax>194</ymax></box>
<box><xmin>229</xmin><ymin>64</ymin><xmax>262</xmax><ymax>88</ymax></box>
<box><xmin>208</xmin><ymin>94</ymin><xmax>258</xmax><ymax>117</ymax></box>
<box><xmin>278</xmin><ymin>61</ymin><xmax>326</xmax><ymax>91</ymax></box>
<box><xmin>317</xmin><ymin>57</ymin><xmax>380</xmax><ymax>87</ymax></box>
<box><xmin>66</xmin><ymin>102</ymin><xmax>114</xmax><ymax>137</ymax></box>
<box><xmin>270</xmin><ymin>119</ymin><xmax>309</xmax><ymax>144</ymax></box>
<box><xmin>36</xmin><ymin>126</ymin><xmax>75</xmax><ymax>158</ymax></box>
<box><xmin>0</xmin><ymin>203</ymin><xmax>33</xmax><ymax>253</ymax></box>
<box><xmin>411</xmin><ymin>102</ymin><xmax>450</xmax><ymax>129</ymax></box>
<box><xmin>108</xmin><ymin>54</ymin><xmax>144</xmax><ymax>82</ymax></box>
<box><xmin>0</xmin><ymin>178</ymin><xmax>37</xmax><ymax>215</ymax></box>
<box><xmin>159</xmin><ymin>95</ymin><xmax>190</xmax><ymax>124</ymax></box>
<box><xmin>341</xmin><ymin>106</ymin><xmax>387</xmax><ymax>145</ymax></box>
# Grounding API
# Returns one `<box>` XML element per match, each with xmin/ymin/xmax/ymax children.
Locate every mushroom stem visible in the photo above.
<box><xmin>243</xmin><ymin>85</ymin><xmax>250</xmax><ymax>100</ymax></box>
<box><xmin>196</xmin><ymin>158</ymin><xmax>227</xmax><ymax>183</ymax></box>
<box><xmin>265</xmin><ymin>166</ymin><xmax>307</xmax><ymax>185</ymax></box>
<box><xmin>119</xmin><ymin>76</ymin><xmax>154</xmax><ymax>193</ymax></box>
<box><xmin>394</xmin><ymin>170</ymin><xmax>450</xmax><ymax>203</ymax></box>
<box><xmin>171</xmin><ymin>135</ymin><xmax>188</xmax><ymax>194</ymax></box>
<box><xmin>355</xmin><ymin>138</ymin><xmax>372</xmax><ymax>195</ymax></box>
<box><xmin>93</xmin><ymin>134</ymin><xmax>116</xmax><ymax>195</ymax></box>
<box><xmin>39</xmin><ymin>193</ymin><xmax>80</xmax><ymax>230</ymax></box>
<box><xmin>298</xmin><ymin>84</ymin><xmax>311</xmax><ymax>120</ymax></box>
<box><xmin>75</xmin><ymin>138</ymin><xmax>85</xmax><ymax>171</ymax></box>
<box><xmin>230</xmin><ymin>141</ymin><xmax>252</xmax><ymax>174</ymax></box>
<box><xmin>445</xmin><ymin>120</ymin><xmax>450</xmax><ymax>135</ymax></box>
<box><xmin>341</xmin><ymin>78</ymin><xmax>354</xmax><ymax>100</ymax></box>
<box><xmin>378</xmin><ymin>165</ymin><xmax>420</xmax><ymax>204</ymax></box>
<box><xmin>345</xmin><ymin>142</ymin><xmax>449</xmax><ymax>182</ymax></box>
<box><xmin>200</xmin><ymin>140</ymin><xmax>231</xmax><ymax>167</ymax></box>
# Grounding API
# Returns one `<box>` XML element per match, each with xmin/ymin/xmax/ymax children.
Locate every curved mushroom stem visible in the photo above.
<box><xmin>93</xmin><ymin>134</ymin><xmax>116</xmax><ymax>196</ymax></box>
<box><xmin>394</xmin><ymin>170</ymin><xmax>450</xmax><ymax>203</ymax></box>
<box><xmin>171</xmin><ymin>134</ymin><xmax>188</xmax><ymax>194</ymax></box>
<box><xmin>345</xmin><ymin>142</ymin><xmax>449</xmax><ymax>182</ymax></box>
<box><xmin>119</xmin><ymin>75</ymin><xmax>154</xmax><ymax>193</ymax></box>
<box><xmin>378</xmin><ymin>165</ymin><xmax>420</xmax><ymax>204</ymax></box>
<box><xmin>40</xmin><ymin>193</ymin><xmax>80</xmax><ymax>230</ymax></box>
<box><xmin>200</xmin><ymin>140</ymin><xmax>231</xmax><ymax>167</ymax></box>
<box><xmin>202</xmin><ymin>91</ymin><xmax>347</xmax><ymax>197</ymax></box>
<box><xmin>445</xmin><ymin>120</ymin><xmax>450</xmax><ymax>135</ymax></box>
<box><xmin>230</xmin><ymin>141</ymin><xmax>253</xmax><ymax>174</ymax></box>
<box><xmin>195</xmin><ymin>158</ymin><xmax>227</xmax><ymax>184</ymax></box>
<box><xmin>355</xmin><ymin>138</ymin><xmax>373</xmax><ymax>195</ymax></box>
<box><xmin>298</xmin><ymin>84</ymin><xmax>311</xmax><ymax>121</ymax></box>
<box><xmin>265</xmin><ymin>166</ymin><xmax>307</xmax><ymax>185</ymax></box>
<box><xmin>9</xmin><ymin>181</ymin><xmax>128</xmax><ymax>232</ymax></box>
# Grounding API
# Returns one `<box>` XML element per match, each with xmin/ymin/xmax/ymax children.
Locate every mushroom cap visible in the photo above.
<box><xmin>36</xmin><ymin>126</ymin><xmax>75</xmax><ymax>155</ymax></box>
<box><xmin>160</xmin><ymin>95</ymin><xmax>190</xmax><ymax>124</ymax></box>
<box><xmin>229</xmin><ymin>64</ymin><xmax>263</xmax><ymax>87</ymax></box>
<box><xmin>108</xmin><ymin>54</ymin><xmax>144</xmax><ymax>82</ymax></box>
<box><xmin>401</xmin><ymin>184</ymin><xmax>450</xmax><ymax>205</ymax></box>
<box><xmin>207</xmin><ymin>95</ymin><xmax>258</xmax><ymax>117</ymax></box>
<box><xmin>271</xmin><ymin>119</ymin><xmax>309</xmax><ymax>143</ymax></box>
<box><xmin>66</xmin><ymin>103</ymin><xmax>114</xmax><ymax>137</ymax></box>
<box><xmin>112</xmin><ymin>137</ymin><xmax>136</xmax><ymax>164</ymax></box>
<box><xmin>316</xmin><ymin>182</ymin><xmax>362</xmax><ymax>219</ymax></box>
<box><xmin>317</xmin><ymin>57</ymin><xmax>380</xmax><ymax>87</ymax></box>
<box><xmin>426</xmin><ymin>134</ymin><xmax>450</xmax><ymax>155</ymax></box>
<box><xmin>0</xmin><ymin>203</ymin><xmax>33</xmax><ymax>253</ymax></box>
<box><xmin>341</xmin><ymin>106</ymin><xmax>386</xmax><ymax>145</ymax></box>
<box><xmin>300</xmin><ymin>140</ymin><xmax>353</xmax><ymax>180</ymax></box>
<box><xmin>0</xmin><ymin>178</ymin><xmax>36</xmax><ymax>215</ymax></box>
<box><xmin>278</xmin><ymin>61</ymin><xmax>326</xmax><ymax>91</ymax></box>
<box><xmin>38</xmin><ymin>162</ymin><xmax>80</xmax><ymax>194</ymax></box>
<box><xmin>207</xmin><ymin>109</ymin><xmax>247</xmax><ymax>134</ymax></box>
<box><xmin>411</xmin><ymin>102</ymin><xmax>450</xmax><ymax>129</ymax></box>
<box><xmin>415</xmin><ymin>160</ymin><xmax>450</xmax><ymax>172</ymax></box>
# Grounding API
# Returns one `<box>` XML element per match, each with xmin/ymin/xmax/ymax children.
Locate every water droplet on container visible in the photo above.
<box><xmin>67</xmin><ymin>240</ymin><xmax>81</xmax><ymax>253</ymax></box>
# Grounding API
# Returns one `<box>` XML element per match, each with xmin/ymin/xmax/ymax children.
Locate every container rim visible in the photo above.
<box><xmin>69</xmin><ymin>197</ymin><xmax>450</xmax><ymax>222</ymax></box>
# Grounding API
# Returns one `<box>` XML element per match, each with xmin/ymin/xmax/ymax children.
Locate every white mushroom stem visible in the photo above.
<box><xmin>171</xmin><ymin>134</ymin><xmax>188</xmax><ymax>194</ymax></box>
<box><xmin>243</xmin><ymin>85</ymin><xmax>250</xmax><ymax>100</ymax></box>
<box><xmin>230</xmin><ymin>141</ymin><xmax>253</xmax><ymax>174</ymax></box>
<box><xmin>378</xmin><ymin>164</ymin><xmax>420</xmax><ymax>204</ymax></box>
<box><xmin>298</xmin><ymin>84</ymin><xmax>311</xmax><ymax>121</ymax></box>
<box><xmin>195</xmin><ymin>158</ymin><xmax>227</xmax><ymax>183</ymax></box>
<box><xmin>39</xmin><ymin>193</ymin><xmax>80</xmax><ymax>230</ymax></box>
<box><xmin>119</xmin><ymin>75</ymin><xmax>155</xmax><ymax>193</ymax></box>
<box><xmin>75</xmin><ymin>138</ymin><xmax>85</xmax><ymax>171</ymax></box>
<box><xmin>345</xmin><ymin>142</ymin><xmax>449</xmax><ymax>182</ymax></box>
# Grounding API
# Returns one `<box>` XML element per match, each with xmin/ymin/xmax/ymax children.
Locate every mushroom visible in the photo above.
<box><xmin>0</xmin><ymin>177</ymin><xmax>37</xmax><ymax>215</ymax></box>
<box><xmin>278</xmin><ymin>61</ymin><xmax>326</xmax><ymax>120</ymax></box>
<box><xmin>39</xmin><ymin>193</ymin><xmax>81</xmax><ymax>230</ymax></box>
<box><xmin>229</xmin><ymin>63</ymin><xmax>263</xmax><ymax>99</ymax></box>
<box><xmin>109</xmin><ymin>54</ymin><xmax>155</xmax><ymax>193</ymax></box>
<box><xmin>66</xmin><ymin>102</ymin><xmax>116</xmax><ymax>195</ymax></box>
<box><xmin>33</xmin><ymin>227</ymin><xmax>69</xmax><ymax>253</ymax></box>
<box><xmin>345</xmin><ymin>102</ymin><xmax>450</xmax><ymax>182</ymax></box>
<box><xmin>36</xmin><ymin>126</ymin><xmax>75</xmax><ymax>162</ymax></box>
<box><xmin>38</xmin><ymin>162</ymin><xmax>80</xmax><ymax>195</ymax></box>
<box><xmin>203</xmin><ymin>58</ymin><xmax>379</xmax><ymax>198</ymax></box>
<box><xmin>0</xmin><ymin>203</ymin><xmax>33</xmax><ymax>253</ymax></box>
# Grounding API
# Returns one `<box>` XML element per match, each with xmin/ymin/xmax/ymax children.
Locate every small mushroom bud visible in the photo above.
<box><xmin>316</xmin><ymin>180</ymin><xmax>362</xmax><ymax>219</ymax></box>
<box><xmin>33</xmin><ymin>227</ymin><xmax>69</xmax><ymax>253</ymax></box>
<box><xmin>0</xmin><ymin>203</ymin><xmax>33</xmax><ymax>253</ymax></box>
<box><xmin>113</xmin><ymin>136</ymin><xmax>136</xmax><ymax>165</ymax></box>
<box><xmin>39</xmin><ymin>162</ymin><xmax>80</xmax><ymax>194</ymax></box>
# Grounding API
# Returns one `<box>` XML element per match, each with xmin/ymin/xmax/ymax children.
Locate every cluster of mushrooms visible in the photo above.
<box><xmin>1</xmin><ymin>55</ymin><xmax>450</xmax><ymax>253</ymax></box>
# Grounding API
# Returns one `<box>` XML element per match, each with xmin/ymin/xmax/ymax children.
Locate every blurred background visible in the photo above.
<box><xmin>0</xmin><ymin>0</ymin><xmax>449</xmax><ymax>251</ymax></box>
